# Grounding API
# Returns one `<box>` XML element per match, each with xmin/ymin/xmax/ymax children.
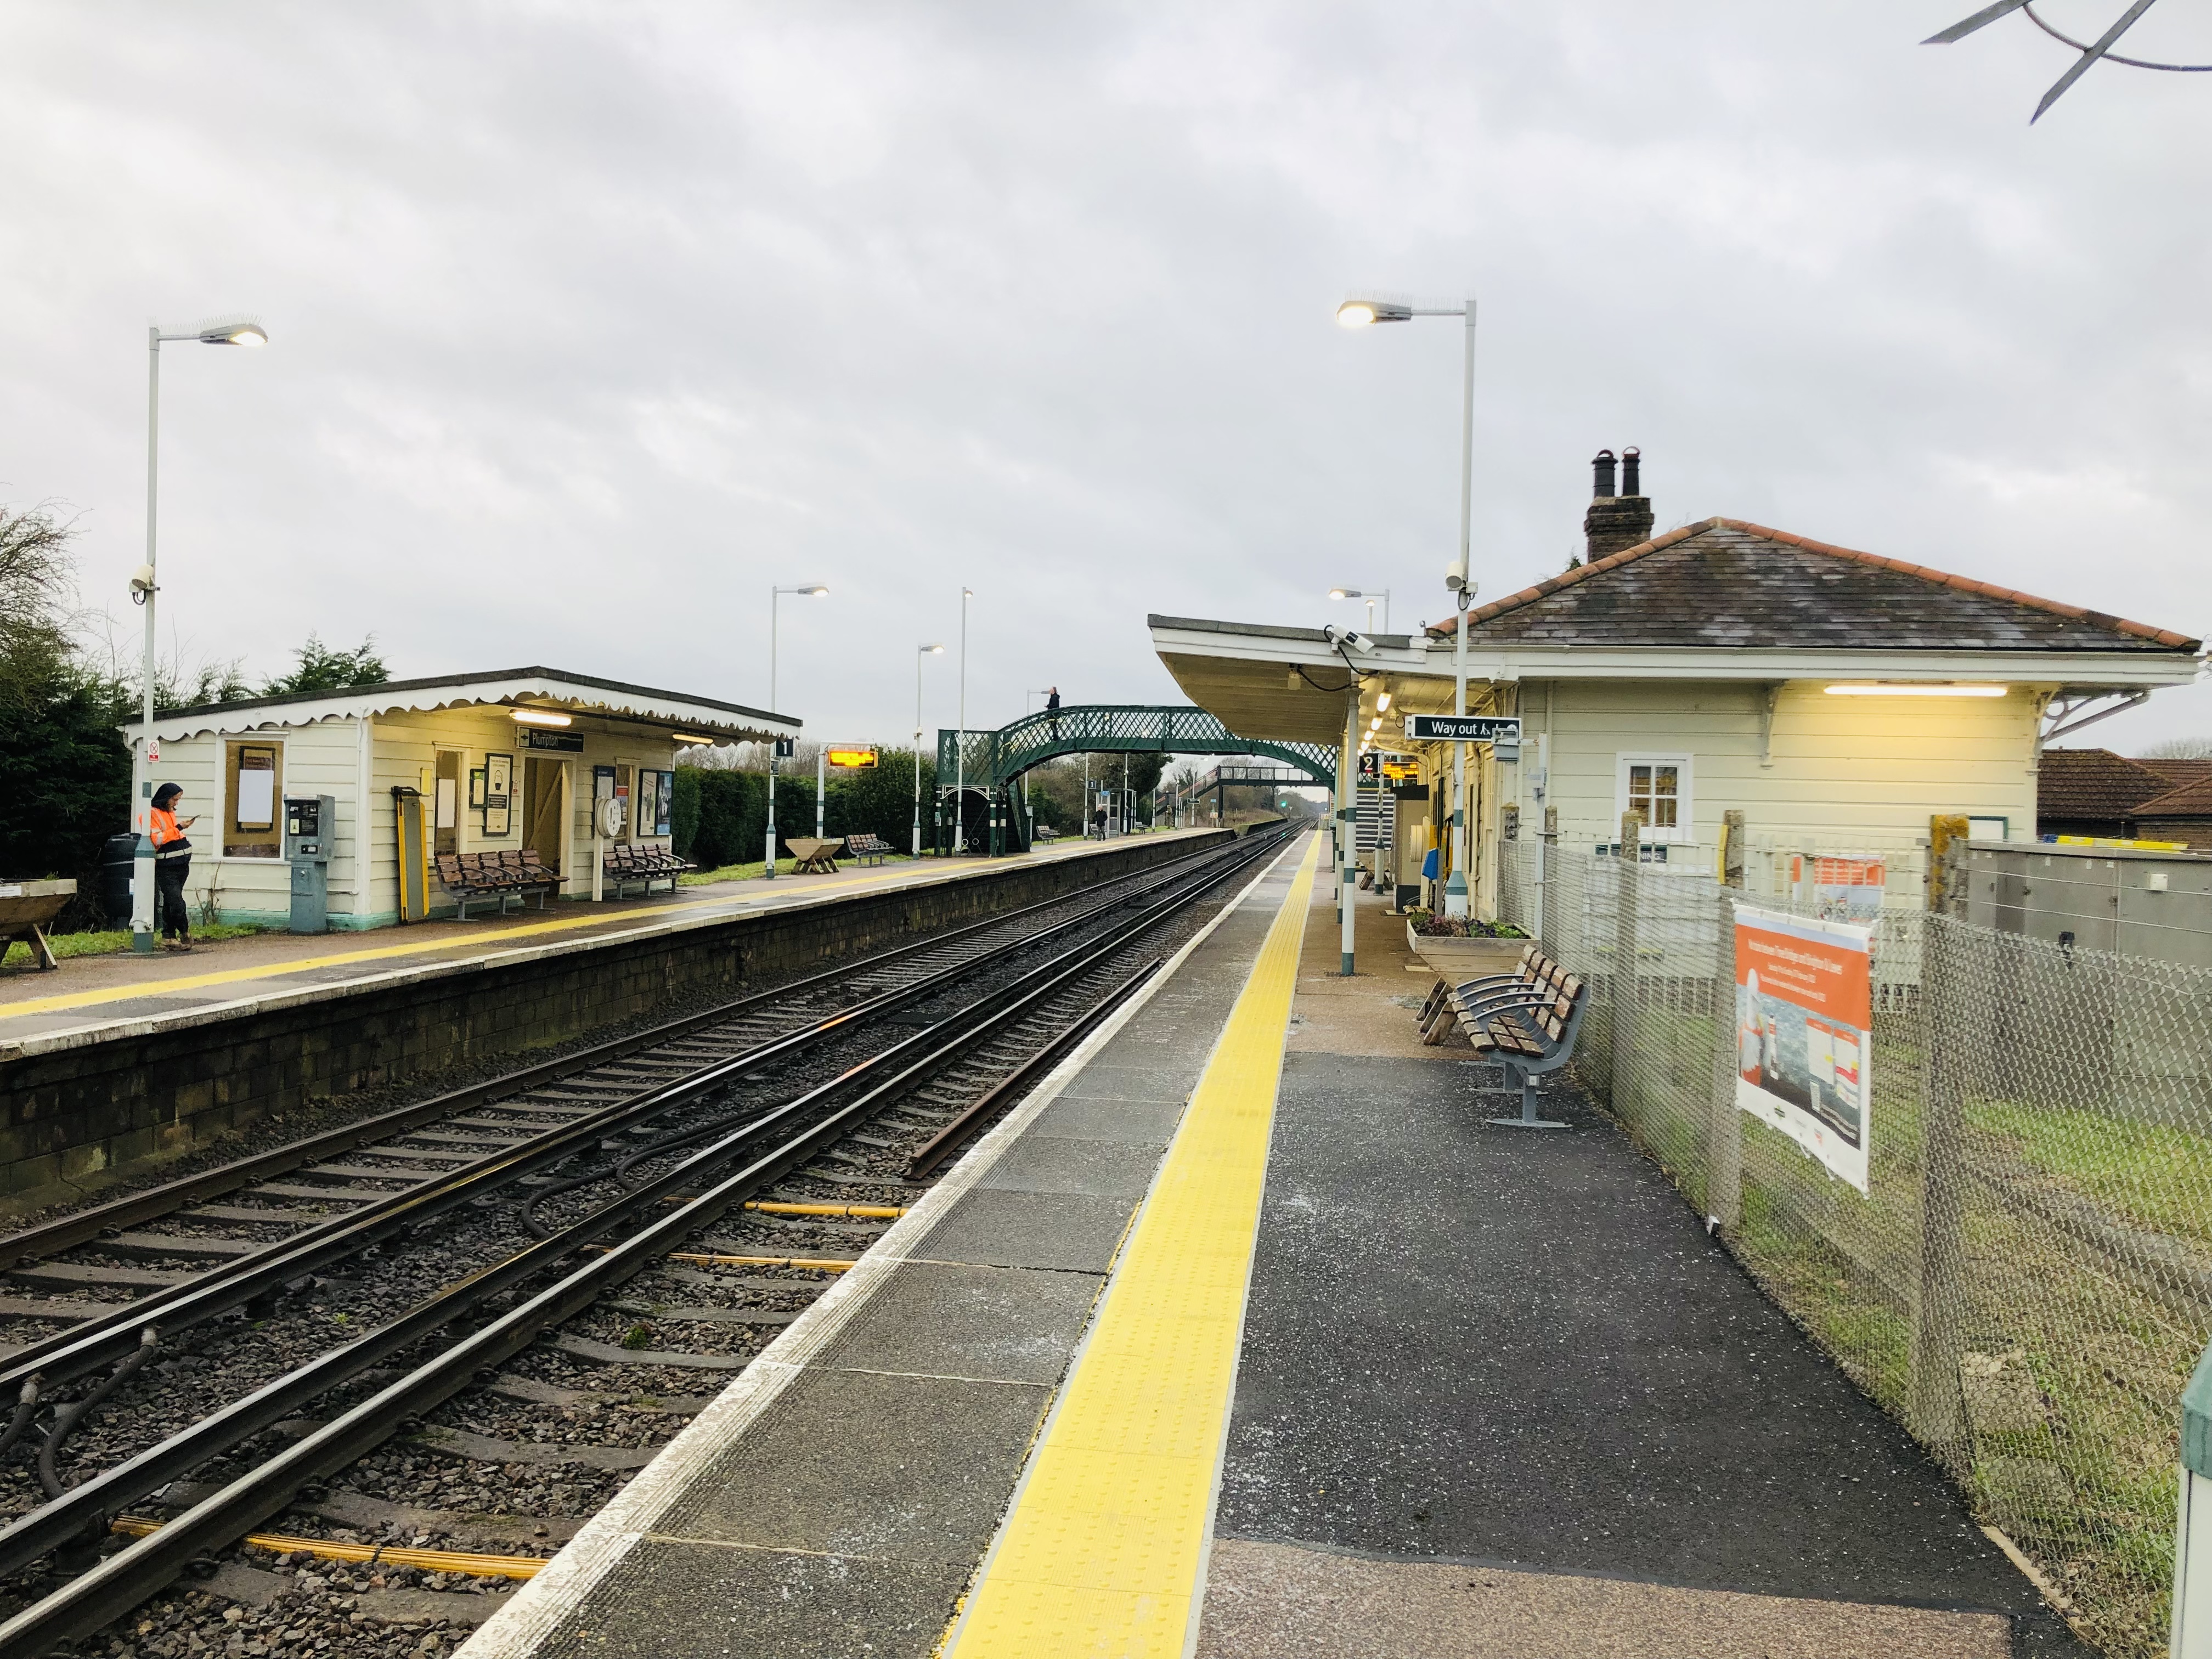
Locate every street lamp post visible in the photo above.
<box><xmin>1328</xmin><ymin>586</ymin><xmax>1391</xmax><ymax>634</ymax></box>
<box><xmin>129</xmin><ymin>317</ymin><xmax>268</xmax><ymax>953</ymax></box>
<box><xmin>954</xmin><ymin>588</ymin><xmax>974</xmax><ymax>853</ymax></box>
<box><xmin>914</xmin><ymin>644</ymin><xmax>944</xmax><ymax>855</ymax></box>
<box><xmin>765</xmin><ymin>584</ymin><xmax>828</xmax><ymax>879</ymax></box>
<box><xmin>1338</xmin><ymin>293</ymin><xmax>1477</xmax><ymax>917</ymax></box>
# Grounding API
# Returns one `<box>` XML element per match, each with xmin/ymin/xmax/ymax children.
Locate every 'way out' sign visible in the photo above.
<box><xmin>1404</xmin><ymin>714</ymin><xmax>1521</xmax><ymax>745</ymax></box>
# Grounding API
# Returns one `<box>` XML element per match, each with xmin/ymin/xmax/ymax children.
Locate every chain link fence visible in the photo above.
<box><xmin>1496</xmin><ymin>839</ymin><xmax>2212</xmax><ymax>1658</ymax></box>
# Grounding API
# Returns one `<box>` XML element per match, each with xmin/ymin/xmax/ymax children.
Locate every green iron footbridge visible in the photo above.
<box><xmin>931</xmin><ymin>704</ymin><xmax>1337</xmax><ymax>854</ymax></box>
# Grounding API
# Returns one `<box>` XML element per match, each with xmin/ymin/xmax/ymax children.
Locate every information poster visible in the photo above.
<box><xmin>1735</xmin><ymin>906</ymin><xmax>1874</xmax><ymax>1192</ymax></box>
<box><xmin>1791</xmin><ymin>855</ymin><xmax>1887</xmax><ymax>926</ymax></box>
<box><xmin>483</xmin><ymin>752</ymin><xmax>514</xmax><ymax>838</ymax></box>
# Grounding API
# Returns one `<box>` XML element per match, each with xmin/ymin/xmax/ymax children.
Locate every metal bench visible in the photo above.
<box><xmin>844</xmin><ymin>832</ymin><xmax>892</xmax><ymax>867</ymax></box>
<box><xmin>436</xmin><ymin>851</ymin><xmax>559</xmax><ymax>921</ymax></box>
<box><xmin>1415</xmin><ymin>946</ymin><xmax>1589</xmax><ymax>1128</ymax></box>
<box><xmin>602</xmin><ymin>842</ymin><xmax>693</xmax><ymax>898</ymax></box>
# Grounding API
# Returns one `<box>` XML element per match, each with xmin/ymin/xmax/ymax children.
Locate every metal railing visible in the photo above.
<box><xmin>1497</xmin><ymin>840</ymin><xmax>2212</xmax><ymax>1659</ymax></box>
<box><xmin>934</xmin><ymin>705</ymin><xmax>1335</xmax><ymax>790</ymax></box>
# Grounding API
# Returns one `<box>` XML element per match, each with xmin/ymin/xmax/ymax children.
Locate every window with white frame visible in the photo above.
<box><xmin>1616</xmin><ymin>754</ymin><xmax>1692</xmax><ymax>842</ymax></box>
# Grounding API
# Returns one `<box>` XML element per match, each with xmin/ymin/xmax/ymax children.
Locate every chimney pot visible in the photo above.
<box><xmin>1582</xmin><ymin>445</ymin><xmax>1654</xmax><ymax>561</ymax></box>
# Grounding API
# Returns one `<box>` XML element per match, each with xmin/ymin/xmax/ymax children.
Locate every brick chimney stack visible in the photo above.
<box><xmin>1583</xmin><ymin>445</ymin><xmax>1654</xmax><ymax>560</ymax></box>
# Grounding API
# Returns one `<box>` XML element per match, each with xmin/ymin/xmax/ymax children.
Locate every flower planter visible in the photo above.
<box><xmin>1404</xmin><ymin>923</ymin><xmax>1528</xmax><ymax>981</ymax></box>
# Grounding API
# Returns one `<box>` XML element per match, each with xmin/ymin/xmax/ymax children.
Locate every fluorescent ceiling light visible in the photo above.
<box><xmin>510</xmin><ymin>708</ymin><xmax>573</xmax><ymax>726</ymax></box>
<box><xmin>672</xmin><ymin>732</ymin><xmax>713</xmax><ymax>746</ymax></box>
<box><xmin>1824</xmin><ymin>683</ymin><xmax>2007</xmax><ymax>698</ymax></box>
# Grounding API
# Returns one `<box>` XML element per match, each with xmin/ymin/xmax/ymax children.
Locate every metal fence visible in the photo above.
<box><xmin>1497</xmin><ymin>840</ymin><xmax>2212</xmax><ymax>1658</ymax></box>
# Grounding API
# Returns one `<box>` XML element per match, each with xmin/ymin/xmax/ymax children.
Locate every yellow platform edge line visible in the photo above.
<box><xmin>944</xmin><ymin>832</ymin><xmax>1321</xmax><ymax>1659</ymax></box>
<box><xmin>0</xmin><ymin>836</ymin><xmax>1163</xmax><ymax>1020</ymax></box>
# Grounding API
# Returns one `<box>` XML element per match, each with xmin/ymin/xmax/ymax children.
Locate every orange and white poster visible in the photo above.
<box><xmin>1734</xmin><ymin>906</ymin><xmax>1872</xmax><ymax>1192</ymax></box>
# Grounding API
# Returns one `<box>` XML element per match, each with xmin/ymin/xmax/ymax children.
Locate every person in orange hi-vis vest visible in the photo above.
<box><xmin>148</xmin><ymin>782</ymin><xmax>199</xmax><ymax>950</ymax></box>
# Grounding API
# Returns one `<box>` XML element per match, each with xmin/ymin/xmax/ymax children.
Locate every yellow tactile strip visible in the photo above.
<box><xmin>944</xmin><ymin>833</ymin><xmax>1321</xmax><ymax>1658</ymax></box>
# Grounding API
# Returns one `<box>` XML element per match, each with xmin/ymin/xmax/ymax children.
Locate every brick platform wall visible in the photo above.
<box><xmin>0</xmin><ymin>834</ymin><xmax>1231</xmax><ymax>1206</ymax></box>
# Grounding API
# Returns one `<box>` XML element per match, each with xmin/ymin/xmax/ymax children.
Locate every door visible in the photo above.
<box><xmin>434</xmin><ymin>751</ymin><xmax>461</xmax><ymax>855</ymax></box>
<box><xmin>524</xmin><ymin>759</ymin><xmax>566</xmax><ymax>880</ymax></box>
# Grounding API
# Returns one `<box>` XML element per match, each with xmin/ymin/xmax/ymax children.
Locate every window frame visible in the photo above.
<box><xmin>1614</xmin><ymin>752</ymin><xmax>1694</xmax><ymax>844</ymax></box>
<box><xmin>223</xmin><ymin>737</ymin><xmax>286</xmax><ymax>860</ymax></box>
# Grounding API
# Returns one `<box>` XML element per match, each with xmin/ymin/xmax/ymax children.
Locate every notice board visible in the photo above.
<box><xmin>1734</xmin><ymin>906</ymin><xmax>1874</xmax><ymax>1192</ymax></box>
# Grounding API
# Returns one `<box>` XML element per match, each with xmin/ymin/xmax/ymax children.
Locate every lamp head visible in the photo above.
<box><xmin>1336</xmin><ymin>297</ymin><xmax>1413</xmax><ymax>328</ymax></box>
<box><xmin>1329</xmin><ymin>588</ymin><xmax>1359</xmax><ymax>600</ymax></box>
<box><xmin>198</xmin><ymin>319</ymin><xmax>267</xmax><ymax>347</ymax></box>
<box><xmin>920</xmin><ymin>643</ymin><xmax>944</xmax><ymax>654</ymax></box>
<box><xmin>801</xmin><ymin>584</ymin><xmax>828</xmax><ymax>597</ymax></box>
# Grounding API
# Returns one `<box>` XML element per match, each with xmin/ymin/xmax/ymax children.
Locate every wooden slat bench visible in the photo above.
<box><xmin>844</xmin><ymin>833</ymin><xmax>892</xmax><ymax>867</ymax></box>
<box><xmin>436</xmin><ymin>851</ymin><xmax>560</xmax><ymax>921</ymax></box>
<box><xmin>602</xmin><ymin>842</ymin><xmax>693</xmax><ymax>898</ymax></box>
<box><xmin>1415</xmin><ymin>945</ymin><xmax>1590</xmax><ymax>1129</ymax></box>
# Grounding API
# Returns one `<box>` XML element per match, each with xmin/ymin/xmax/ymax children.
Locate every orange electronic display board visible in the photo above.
<box><xmin>1734</xmin><ymin>906</ymin><xmax>1874</xmax><ymax>1193</ymax></box>
<box><xmin>826</xmin><ymin>747</ymin><xmax>879</xmax><ymax>769</ymax></box>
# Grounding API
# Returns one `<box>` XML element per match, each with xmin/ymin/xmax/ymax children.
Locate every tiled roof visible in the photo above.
<box><xmin>2129</xmin><ymin>775</ymin><xmax>2212</xmax><ymax>820</ymax></box>
<box><xmin>1434</xmin><ymin>519</ymin><xmax>2200</xmax><ymax>652</ymax></box>
<box><xmin>2141</xmin><ymin>758</ymin><xmax>2212</xmax><ymax>789</ymax></box>
<box><xmin>2038</xmin><ymin>749</ymin><xmax>2176</xmax><ymax>820</ymax></box>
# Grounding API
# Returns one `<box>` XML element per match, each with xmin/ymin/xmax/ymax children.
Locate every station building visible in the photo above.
<box><xmin>118</xmin><ymin>667</ymin><xmax>796</xmax><ymax>930</ymax></box>
<box><xmin>1150</xmin><ymin>469</ymin><xmax>2202</xmax><ymax>914</ymax></box>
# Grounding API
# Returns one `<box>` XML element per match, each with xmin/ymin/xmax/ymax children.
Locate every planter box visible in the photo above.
<box><xmin>1404</xmin><ymin>923</ymin><xmax>1527</xmax><ymax>982</ymax></box>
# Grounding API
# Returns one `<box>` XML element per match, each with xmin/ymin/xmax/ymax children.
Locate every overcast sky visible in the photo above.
<box><xmin>5</xmin><ymin>2</ymin><xmax>2208</xmax><ymax>750</ymax></box>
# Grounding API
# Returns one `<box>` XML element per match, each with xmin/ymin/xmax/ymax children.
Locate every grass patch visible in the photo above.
<box><xmin>2</xmin><ymin>921</ymin><xmax>263</xmax><ymax>972</ymax></box>
<box><xmin>1972</xmin><ymin>1099</ymin><xmax>2212</xmax><ymax>1249</ymax></box>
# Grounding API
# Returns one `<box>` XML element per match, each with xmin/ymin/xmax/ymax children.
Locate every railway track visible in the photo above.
<box><xmin>0</xmin><ymin>826</ymin><xmax>1293</xmax><ymax>1656</ymax></box>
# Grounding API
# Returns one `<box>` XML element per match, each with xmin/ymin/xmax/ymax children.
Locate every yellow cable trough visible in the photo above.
<box><xmin>109</xmin><ymin>1516</ymin><xmax>545</xmax><ymax>1581</ymax></box>
<box><xmin>945</xmin><ymin>833</ymin><xmax>1319</xmax><ymax>1657</ymax></box>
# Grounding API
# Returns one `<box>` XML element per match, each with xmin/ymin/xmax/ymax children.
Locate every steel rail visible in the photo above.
<box><xmin>0</xmin><ymin>836</ymin><xmax>1284</xmax><ymax>1561</ymax></box>
<box><xmin>0</xmin><ymin>837</ymin><xmax>1246</xmax><ymax>1396</ymax></box>
<box><xmin>0</xmin><ymin>831</ymin><xmax>1291</xmax><ymax>1651</ymax></box>
<box><xmin>0</xmin><ymin>833</ymin><xmax>1234</xmax><ymax>1273</ymax></box>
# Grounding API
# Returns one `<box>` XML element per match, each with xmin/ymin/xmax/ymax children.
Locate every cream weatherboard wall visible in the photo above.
<box><xmin>363</xmin><ymin>708</ymin><xmax>680</xmax><ymax>927</ymax></box>
<box><xmin>1509</xmin><ymin>678</ymin><xmax>2041</xmax><ymax>857</ymax></box>
<box><xmin>144</xmin><ymin>717</ymin><xmax>369</xmax><ymax>929</ymax></box>
<box><xmin>145</xmin><ymin>709</ymin><xmax>680</xmax><ymax>930</ymax></box>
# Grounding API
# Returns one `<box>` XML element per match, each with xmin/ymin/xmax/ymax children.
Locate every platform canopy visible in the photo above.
<box><xmin>120</xmin><ymin>665</ymin><xmax>798</xmax><ymax>745</ymax></box>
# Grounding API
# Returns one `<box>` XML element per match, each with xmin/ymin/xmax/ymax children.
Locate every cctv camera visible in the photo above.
<box><xmin>128</xmin><ymin>563</ymin><xmax>156</xmax><ymax>605</ymax></box>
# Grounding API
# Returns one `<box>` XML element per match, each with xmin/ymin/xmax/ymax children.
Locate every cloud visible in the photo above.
<box><xmin>2</xmin><ymin>0</ymin><xmax>2208</xmax><ymax>751</ymax></box>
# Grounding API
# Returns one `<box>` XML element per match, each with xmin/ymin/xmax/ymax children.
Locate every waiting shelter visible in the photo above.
<box><xmin>1150</xmin><ymin>462</ymin><xmax>2202</xmax><ymax>917</ymax></box>
<box><xmin>117</xmin><ymin>667</ymin><xmax>795</xmax><ymax>929</ymax></box>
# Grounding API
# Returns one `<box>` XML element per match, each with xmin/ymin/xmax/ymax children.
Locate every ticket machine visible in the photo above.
<box><xmin>284</xmin><ymin>793</ymin><xmax>337</xmax><ymax>934</ymax></box>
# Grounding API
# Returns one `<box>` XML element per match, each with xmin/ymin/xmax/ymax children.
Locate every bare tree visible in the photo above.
<box><xmin>2138</xmin><ymin>736</ymin><xmax>2212</xmax><ymax>760</ymax></box>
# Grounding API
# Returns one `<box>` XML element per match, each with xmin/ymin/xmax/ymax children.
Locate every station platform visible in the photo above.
<box><xmin>460</xmin><ymin>832</ymin><xmax>2079</xmax><ymax>1659</ymax></box>
<box><xmin>0</xmin><ymin>834</ymin><xmax>1184</xmax><ymax>1055</ymax></box>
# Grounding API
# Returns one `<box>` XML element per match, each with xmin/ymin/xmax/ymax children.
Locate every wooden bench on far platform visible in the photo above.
<box><xmin>602</xmin><ymin>841</ymin><xmax>694</xmax><ymax>898</ymax></box>
<box><xmin>436</xmin><ymin>851</ymin><xmax>561</xmax><ymax>921</ymax></box>
<box><xmin>844</xmin><ymin>832</ymin><xmax>893</xmax><ymax>867</ymax></box>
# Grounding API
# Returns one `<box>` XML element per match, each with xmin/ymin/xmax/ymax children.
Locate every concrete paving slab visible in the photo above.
<box><xmin>810</xmin><ymin>1260</ymin><xmax>1101</xmax><ymax>1385</ymax></box>
<box><xmin>970</xmin><ymin>1134</ymin><xmax>1166</xmax><ymax>1198</ymax></box>
<box><xmin>535</xmin><ymin>1538</ymin><xmax>968</xmax><ymax>1659</ymax></box>
<box><xmin>652</xmin><ymin>1366</ymin><xmax>1048</xmax><ymax>1558</ymax></box>
<box><xmin>1025</xmin><ymin>1090</ymin><xmax>1188</xmax><ymax>1146</ymax></box>
<box><xmin>907</xmin><ymin>1188</ymin><xmax>1137</xmax><ymax>1274</ymax></box>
